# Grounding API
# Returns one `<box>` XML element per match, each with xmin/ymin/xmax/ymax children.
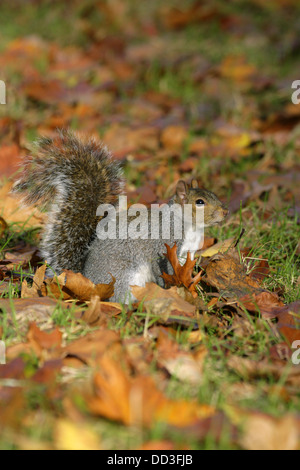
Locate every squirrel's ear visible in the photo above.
<box><xmin>175</xmin><ymin>180</ymin><xmax>188</xmax><ymax>204</ymax></box>
<box><xmin>191</xmin><ymin>179</ymin><xmax>199</xmax><ymax>189</ymax></box>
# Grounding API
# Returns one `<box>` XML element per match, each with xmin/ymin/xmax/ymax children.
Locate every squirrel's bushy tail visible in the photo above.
<box><xmin>14</xmin><ymin>129</ymin><xmax>124</xmax><ymax>274</ymax></box>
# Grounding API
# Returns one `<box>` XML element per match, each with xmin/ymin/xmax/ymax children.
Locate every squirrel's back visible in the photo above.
<box><xmin>14</xmin><ymin>130</ymin><xmax>124</xmax><ymax>274</ymax></box>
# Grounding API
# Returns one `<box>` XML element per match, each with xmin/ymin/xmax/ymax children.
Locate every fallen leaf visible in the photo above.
<box><xmin>156</xmin><ymin>328</ymin><xmax>207</xmax><ymax>384</ymax></box>
<box><xmin>63</xmin><ymin>329</ymin><xmax>121</xmax><ymax>368</ymax></box>
<box><xmin>21</xmin><ymin>263</ymin><xmax>47</xmax><ymax>298</ymax></box>
<box><xmin>240</xmin><ymin>412</ymin><xmax>299</xmax><ymax>450</ymax></box>
<box><xmin>54</xmin><ymin>419</ymin><xmax>101</xmax><ymax>450</ymax></box>
<box><xmin>87</xmin><ymin>357</ymin><xmax>215</xmax><ymax>427</ymax></box>
<box><xmin>161</xmin><ymin>125</ymin><xmax>188</xmax><ymax>151</ymax></box>
<box><xmin>80</xmin><ymin>296</ymin><xmax>122</xmax><ymax>326</ymax></box>
<box><xmin>162</xmin><ymin>243</ymin><xmax>203</xmax><ymax>298</ymax></box>
<box><xmin>203</xmin><ymin>249</ymin><xmax>284</xmax><ymax>316</ymax></box>
<box><xmin>0</xmin><ymin>217</ymin><xmax>8</xmax><ymax>237</ymax></box>
<box><xmin>46</xmin><ymin>270</ymin><xmax>115</xmax><ymax>301</ymax></box>
<box><xmin>0</xmin><ymin>144</ymin><xmax>22</xmax><ymax>177</ymax></box>
<box><xmin>200</xmin><ymin>238</ymin><xmax>235</xmax><ymax>257</ymax></box>
<box><xmin>0</xmin><ymin>182</ymin><xmax>45</xmax><ymax>226</ymax></box>
<box><xmin>27</xmin><ymin>322</ymin><xmax>62</xmax><ymax>350</ymax></box>
<box><xmin>131</xmin><ymin>282</ymin><xmax>197</xmax><ymax>323</ymax></box>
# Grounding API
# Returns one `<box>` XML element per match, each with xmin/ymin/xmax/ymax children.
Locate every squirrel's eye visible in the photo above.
<box><xmin>195</xmin><ymin>199</ymin><xmax>205</xmax><ymax>206</ymax></box>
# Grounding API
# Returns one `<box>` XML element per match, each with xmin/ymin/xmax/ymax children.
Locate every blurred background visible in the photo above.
<box><xmin>0</xmin><ymin>0</ymin><xmax>300</xmax><ymax>208</ymax></box>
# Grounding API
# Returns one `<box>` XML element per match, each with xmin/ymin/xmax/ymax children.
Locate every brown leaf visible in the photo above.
<box><xmin>239</xmin><ymin>291</ymin><xmax>284</xmax><ymax>317</ymax></box>
<box><xmin>161</xmin><ymin>125</ymin><xmax>188</xmax><ymax>151</ymax></box>
<box><xmin>27</xmin><ymin>322</ymin><xmax>63</xmax><ymax>352</ymax></box>
<box><xmin>131</xmin><ymin>282</ymin><xmax>197</xmax><ymax>323</ymax></box>
<box><xmin>0</xmin><ymin>144</ymin><xmax>22</xmax><ymax>177</ymax></box>
<box><xmin>0</xmin><ymin>357</ymin><xmax>26</xmax><ymax>380</ymax></box>
<box><xmin>0</xmin><ymin>387</ymin><xmax>25</xmax><ymax>428</ymax></box>
<box><xmin>87</xmin><ymin>357</ymin><xmax>215</xmax><ymax>427</ymax></box>
<box><xmin>0</xmin><ymin>216</ymin><xmax>8</xmax><ymax>238</ymax></box>
<box><xmin>123</xmin><ymin>336</ymin><xmax>154</xmax><ymax>375</ymax></box>
<box><xmin>46</xmin><ymin>270</ymin><xmax>115</xmax><ymax>301</ymax></box>
<box><xmin>227</xmin><ymin>355</ymin><xmax>300</xmax><ymax>387</ymax></box>
<box><xmin>203</xmin><ymin>249</ymin><xmax>284</xmax><ymax>316</ymax></box>
<box><xmin>162</xmin><ymin>2</ymin><xmax>220</xmax><ymax>30</ymax></box>
<box><xmin>63</xmin><ymin>329</ymin><xmax>121</xmax><ymax>368</ymax></box>
<box><xmin>239</xmin><ymin>412</ymin><xmax>299</xmax><ymax>450</ymax></box>
<box><xmin>272</xmin><ymin>301</ymin><xmax>300</xmax><ymax>346</ymax></box>
<box><xmin>7</xmin><ymin>322</ymin><xmax>63</xmax><ymax>362</ymax></box>
<box><xmin>0</xmin><ymin>297</ymin><xmax>64</xmax><ymax>344</ymax></box>
<box><xmin>79</xmin><ymin>295</ymin><xmax>122</xmax><ymax>327</ymax></box>
<box><xmin>0</xmin><ymin>182</ymin><xmax>45</xmax><ymax>226</ymax></box>
<box><xmin>21</xmin><ymin>263</ymin><xmax>47</xmax><ymax>298</ymax></box>
<box><xmin>162</xmin><ymin>243</ymin><xmax>202</xmax><ymax>298</ymax></box>
<box><xmin>32</xmin><ymin>359</ymin><xmax>63</xmax><ymax>384</ymax></box>
<box><xmin>140</xmin><ymin>441</ymin><xmax>179</xmax><ymax>450</ymax></box>
<box><xmin>219</xmin><ymin>56</ymin><xmax>258</xmax><ymax>82</ymax></box>
<box><xmin>0</xmin><ymin>296</ymin><xmax>59</xmax><ymax>318</ymax></box>
<box><xmin>156</xmin><ymin>327</ymin><xmax>207</xmax><ymax>384</ymax></box>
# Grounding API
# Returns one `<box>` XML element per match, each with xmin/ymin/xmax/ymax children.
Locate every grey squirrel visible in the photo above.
<box><xmin>14</xmin><ymin>130</ymin><xmax>228</xmax><ymax>303</ymax></box>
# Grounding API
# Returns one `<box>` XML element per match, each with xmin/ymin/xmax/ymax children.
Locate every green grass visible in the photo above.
<box><xmin>209</xmin><ymin>204</ymin><xmax>300</xmax><ymax>304</ymax></box>
<box><xmin>0</xmin><ymin>1</ymin><xmax>88</xmax><ymax>49</ymax></box>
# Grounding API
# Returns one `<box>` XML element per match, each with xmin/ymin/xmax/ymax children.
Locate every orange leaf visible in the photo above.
<box><xmin>162</xmin><ymin>243</ymin><xmax>202</xmax><ymax>298</ymax></box>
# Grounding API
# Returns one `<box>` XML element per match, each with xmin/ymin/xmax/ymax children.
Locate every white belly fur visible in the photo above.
<box><xmin>179</xmin><ymin>227</ymin><xmax>203</xmax><ymax>265</ymax></box>
<box><xmin>129</xmin><ymin>263</ymin><xmax>155</xmax><ymax>288</ymax></box>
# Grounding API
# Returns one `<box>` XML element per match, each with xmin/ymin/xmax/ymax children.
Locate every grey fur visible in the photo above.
<box><xmin>13</xmin><ymin>129</ymin><xmax>124</xmax><ymax>274</ymax></box>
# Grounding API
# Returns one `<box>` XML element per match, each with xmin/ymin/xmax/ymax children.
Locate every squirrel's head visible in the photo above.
<box><xmin>173</xmin><ymin>179</ymin><xmax>228</xmax><ymax>227</ymax></box>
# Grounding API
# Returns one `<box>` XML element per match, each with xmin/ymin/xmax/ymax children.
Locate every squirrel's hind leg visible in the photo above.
<box><xmin>112</xmin><ymin>263</ymin><xmax>155</xmax><ymax>304</ymax></box>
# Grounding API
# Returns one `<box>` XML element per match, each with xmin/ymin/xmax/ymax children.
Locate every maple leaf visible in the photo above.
<box><xmin>161</xmin><ymin>243</ymin><xmax>203</xmax><ymax>298</ymax></box>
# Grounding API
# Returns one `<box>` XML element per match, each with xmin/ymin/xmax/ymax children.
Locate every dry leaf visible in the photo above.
<box><xmin>240</xmin><ymin>412</ymin><xmax>299</xmax><ymax>450</ymax></box>
<box><xmin>162</xmin><ymin>243</ymin><xmax>202</xmax><ymax>298</ymax></box>
<box><xmin>161</xmin><ymin>125</ymin><xmax>188</xmax><ymax>151</ymax></box>
<box><xmin>156</xmin><ymin>327</ymin><xmax>206</xmax><ymax>384</ymax></box>
<box><xmin>0</xmin><ymin>182</ymin><xmax>45</xmax><ymax>226</ymax></box>
<box><xmin>80</xmin><ymin>295</ymin><xmax>122</xmax><ymax>326</ymax></box>
<box><xmin>63</xmin><ymin>329</ymin><xmax>121</xmax><ymax>368</ymax></box>
<box><xmin>87</xmin><ymin>357</ymin><xmax>215</xmax><ymax>427</ymax></box>
<box><xmin>200</xmin><ymin>238</ymin><xmax>235</xmax><ymax>257</ymax></box>
<box><xmin>46</xmin><ymin>270</ymin><xmax>115</xmax><ymax>301</ymax></box>
<box><xmin>131</xmin><ymin>282</ymin><xmax>196</xmax><ymax>321</ymax></box>
<box><xmin>21</xmin><ymin>263</ymin><xmax>47</xmax><ymax>298</ymax></box>
<box><xmin>54</xmin><ymin>419</ymin><xmax>101</xmax><ymax>450</ymax></box>
<box><xmin>0</xmin><ymin>216</ymin><xmax>8</xmax><ymax>237</ymax></box>
<box><xmin>203</xmin><ymin>249</ymin><xmax>284</xmax><ymax>316</ymax></box>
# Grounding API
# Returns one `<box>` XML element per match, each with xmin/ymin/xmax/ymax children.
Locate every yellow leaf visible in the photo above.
<box><xmin>200</xmin><ymin>238</ymin><xmax>234</xmax><ymax>257</ymax></box>
<box><xmin>54</xmin><ymin>419</ymin><xmax>101</xmax><ymax>450</ymax></box>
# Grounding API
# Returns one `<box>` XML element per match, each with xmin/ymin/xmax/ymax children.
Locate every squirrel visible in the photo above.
<box><xmin>13</xmin><ymin>130</ymin><xmax>228</xmax><ymax>303</ymax></box>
